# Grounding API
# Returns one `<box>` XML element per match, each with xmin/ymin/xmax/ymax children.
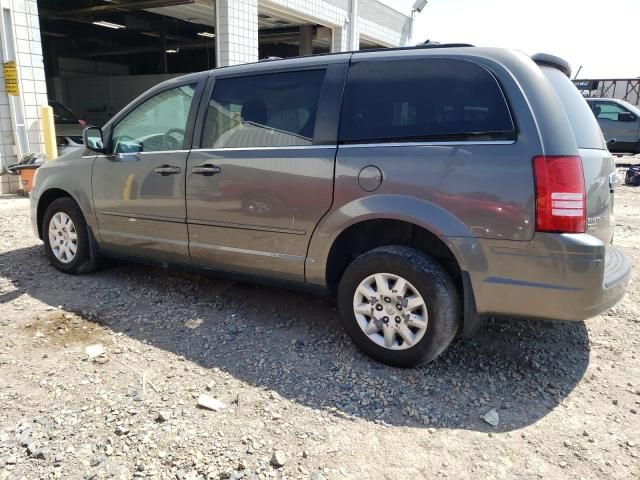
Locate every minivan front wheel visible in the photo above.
<box><xmin>43</xmin><ymin>197</ymin><xmax>95</xmax><ymax>274</ymax></box>
<box><xmin>337</xmin><ymin>245</ymin><xmax>460</xmax><ymax>367</ymax></box>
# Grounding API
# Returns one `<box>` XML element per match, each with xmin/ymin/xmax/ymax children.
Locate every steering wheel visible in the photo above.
<box><xmin>163</xmin><ymin>128</ymin><xmax>185</xmax><ymax>150</ymax></box>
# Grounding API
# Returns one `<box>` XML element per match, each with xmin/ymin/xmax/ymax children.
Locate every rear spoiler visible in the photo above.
<box><xmin>531</xmin><ymin>53</ymin><xmax>572</xmax><ymax>78</ymax></box>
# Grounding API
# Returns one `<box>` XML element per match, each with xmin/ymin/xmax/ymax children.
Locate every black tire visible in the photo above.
<box><xmin>337</xmin><ymin>245</ymin><xmax>460</xmax><ymax>367</ymax></box>
<box><xmin>42</xmin><ymin>197</ymin><xmax>96</xmax><ymax>274</ymax></box>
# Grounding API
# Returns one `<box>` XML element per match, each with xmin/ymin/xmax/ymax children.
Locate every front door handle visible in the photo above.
<box><xmin>192</xmin><ymin>164</ymin><xmax>221</xmax><ymax>176</ymax></box>
<box><xmin>154</xmin><ymin>165</ymin><xmax>181</xmax><ymax>176</ymax></box>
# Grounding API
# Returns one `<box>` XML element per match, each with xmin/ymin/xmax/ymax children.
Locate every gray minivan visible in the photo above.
<box><xmin>30</xmin><ymin>45</ymin><xmax>631</xmax><ymax>367</ymax></box>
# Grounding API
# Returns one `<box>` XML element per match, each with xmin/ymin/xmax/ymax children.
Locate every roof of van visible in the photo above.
<box><xmin>191</xmin><ymin>45</ymin><xmax>515</xmax><ymax>79</ymax></box>
<box><xmin>163</xmin><ymin>45</ymin><xmax>571</xmax><ymax>89</ymax></box>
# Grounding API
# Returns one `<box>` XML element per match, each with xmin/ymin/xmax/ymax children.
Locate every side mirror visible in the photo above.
<box><xmin>83</xmin><ymin>126</ymin><xmax>105</xmax><ymax>153</ymax></box>
<box><xmin>618</xmin><ymin>112</ymin><xmax>635</xmax><ymax>122</ymax></box>
<box><xmin>607</xmin><ymin>138</ymin><xmax>617</xmax><ymax>148</ymax></box>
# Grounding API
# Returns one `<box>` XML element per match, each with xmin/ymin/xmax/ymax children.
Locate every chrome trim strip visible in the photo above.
<box><xmin>190</xmin><ymin>242</ymin><xmax>305</xmax><ymax>263</ymax></box>
<box><xmin>188</xmin><ymin>218</ymin><xmax>305</xmax><ymax>235</ymax></box>
<box><xmin>100</xmin><ymin>212</ymin><xmax>305</xmax><ymax>235</ymax></box>
<box><xmin>92</xmin><ymin>149</ymin><xmax>190</xmax><ymax>159</ymax></box>
<box><xmin>136</xmin><ymin>149</ymin><xmax>190</xmax><ymax>155</ymax></box>
<box><xmin>339</xmin><ymin>140</ymin><xmax>516</xmax><ymax>148</ymax></box>
<box><xmin>190</xmin><ymin>145</ymin><xmax>335</xmax><ymax>153</ymax></box>
<box><xmin>101</xmin><ymin>211</ymin><xmax>185</xmax><ymax>223</ymax></box>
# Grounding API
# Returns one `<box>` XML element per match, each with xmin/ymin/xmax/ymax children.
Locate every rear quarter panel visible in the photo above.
<box><xmin>307</xmin><ymin>50</ymin><xmax>545</xmax><ymax>286</ymax></box>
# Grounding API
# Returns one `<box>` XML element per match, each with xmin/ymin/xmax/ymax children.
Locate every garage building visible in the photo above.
<box><xmin>0</xmin><ymin>0</ymin><xmax>410</xmax><ymax>194</ymax></box>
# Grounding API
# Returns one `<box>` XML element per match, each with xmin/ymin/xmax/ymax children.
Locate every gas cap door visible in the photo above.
<box><xmin>358</xmin><ymin>165</ymin><xmax>383</xmax><ymax>192</ymax></box>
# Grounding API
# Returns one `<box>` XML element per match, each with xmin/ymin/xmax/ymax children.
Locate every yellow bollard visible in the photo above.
<box><xmin>40</xmin><ymin>105</ymin><xmax>58</xmax><ymax>161</ymax></box>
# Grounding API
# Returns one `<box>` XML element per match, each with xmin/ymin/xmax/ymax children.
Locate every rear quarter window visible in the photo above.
<box><xmin>542</xmin><ymin>67</ymin><xmax>606</xmax><ymax>150</ymax></box>
<box><xmin>339</xmin><ymin>58</ymin><xmax>515</xmax><ymax>143</ymax></box>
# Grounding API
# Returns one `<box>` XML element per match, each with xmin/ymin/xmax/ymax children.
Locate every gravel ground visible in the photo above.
<box><xmin>0</xmin><ymin>171</ymin><xmax>638</xmax><ymax>480</ymax></box>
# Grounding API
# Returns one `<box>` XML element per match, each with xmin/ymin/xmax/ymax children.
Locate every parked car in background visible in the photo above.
<box><xmin>586</xmin><ymin>98</ymin><xmax>640</xmax><ymax>154</ymax></box>
<box><xmin>50</xmin><ymin>100</ymin><xmax>87</xmax><ymax>156</ymax></box>
<box><xmin>30</xmin><ymin>46</ymin><xmax>631</xmax><ymax>367</ymax></box>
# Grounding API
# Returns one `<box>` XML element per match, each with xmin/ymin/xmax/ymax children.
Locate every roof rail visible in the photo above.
<box><xmin>362</xmin><ymin>42</ymin><xmax>474</xmax><ymax>54</ymax></box>
<box><xmin>531</xmin><ymin>53</ymin><xmax>572</xmax><ymax>78</ymax></box>
<box><xmin>414</xmin><ymin>41</ymin><xmax>475</xmax><ymax>49</ymax></box>
<box><xmin>209</xmin><ymin>43</ymin><xmax>476</xmax><ymax>71</ymax></box>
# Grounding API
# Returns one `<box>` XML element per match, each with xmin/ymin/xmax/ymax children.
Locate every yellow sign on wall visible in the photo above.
<box><xmin>3</xmin><ymin>61</ymin><xmax>19</xmax><ymax>96</ymax></box>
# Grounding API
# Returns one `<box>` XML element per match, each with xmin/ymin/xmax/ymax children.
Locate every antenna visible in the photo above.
<box><xmin>573</xmin><ymin>65</ymin><xmax>583</xmax><ymax>80</ymax></box>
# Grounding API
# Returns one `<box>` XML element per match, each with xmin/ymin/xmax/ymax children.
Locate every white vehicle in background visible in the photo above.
<box><xmin>586</xmin><ymin>98</ymin><xmax>640</xmax><ymax>154</ymax></box>
<box><xmin>50</xmin><ymin>100</ymin><xmax>88</xmax><ymax>156</ymax></box>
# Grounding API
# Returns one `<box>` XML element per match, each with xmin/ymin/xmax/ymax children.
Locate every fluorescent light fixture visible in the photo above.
<box><xmin>92</xmin><ymin>20</ymin><xmax>125</xmax><ymax>29</ymax></box>
<box><xmin>42</xmin><ymin>31</ymin><xmax>68</xmax><ymax>38</ymax></box>
<box><xmin>197</xmin><ymin>32</ymin><xmax>216</xmax><ymax>38</ymax></box>
<box><xmin>166</xmin><ymin>49</ymin><xmax>178</xmax><ymax>54</ymax></box>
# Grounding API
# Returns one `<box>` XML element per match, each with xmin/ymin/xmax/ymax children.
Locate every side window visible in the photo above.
<box><xmin>112</xmin><ymin>84</ymin><xmax>196</xmax><ymax>154</ymax></box>
<box><xmin>202</xmin><ymin>69</ymin><xmax>326</xmax><ymax>148</ymax></box>
<box><xmin>592</xmin><ymin>102</ymin><xmax>628</xmax><ymax>121</ymax></box>
<box><xmin>339</xmin><ymin>58</ymin><xmax>515</xmax><ymax>143</ymax></box>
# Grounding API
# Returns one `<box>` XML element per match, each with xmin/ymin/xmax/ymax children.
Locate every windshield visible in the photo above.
<box><xmin>50</xmin><ymin>101</ymin><xmax>80</xmax><ymax>124</ymax></box>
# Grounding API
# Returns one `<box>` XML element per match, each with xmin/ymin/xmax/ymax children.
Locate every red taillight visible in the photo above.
<box><xmin>532</xmin><ymin>155</ymin><xmax>586</xmax><ymax>233</ymax></box>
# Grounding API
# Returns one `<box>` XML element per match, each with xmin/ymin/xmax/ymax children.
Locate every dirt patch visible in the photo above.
<box><xmin>23</xmin><ymin>309</ymin><xmax>109</xmax><ymax>348</ymax></box>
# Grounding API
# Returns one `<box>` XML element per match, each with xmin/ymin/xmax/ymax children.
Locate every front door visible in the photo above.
<box><xmin>592</xmin><ymin>101</ymin><xmax>640</xmax><ymax>151</ymax></box>
<box><xmin>186</xmin><ymin>67</ymin><xmax>341</xmax><ymax>281</ymax></box>
<box><xmin>93</xmin><ymin>82</ymin><xmax>199</xmax><ymax>262</ymax></box>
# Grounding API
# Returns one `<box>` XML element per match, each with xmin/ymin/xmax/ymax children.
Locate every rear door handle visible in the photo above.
<box><xmin>192</xmin><ymin>164</ymin><xmax>221</xmax><ymax>176</ymax></box>
<box><xmin>154</xmin><ymin>165</ymin><xmax>181</xmax><ymax>176</ymax></box>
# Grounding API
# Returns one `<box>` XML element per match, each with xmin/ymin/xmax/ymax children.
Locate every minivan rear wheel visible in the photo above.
<box><xmin>43</xmin><ymin>197</ymin><xmax>95</xmax><ymax>274</ymax></box>
<box><xmin>337</xmin><ymin>245</ymin><xmax>460</xmax><ymax>367</ymax></box>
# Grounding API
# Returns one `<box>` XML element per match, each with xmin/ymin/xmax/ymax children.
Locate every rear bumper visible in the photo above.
<box><xmin>458</xmin><ymin>233</ymin><xmax>631</xmax><ymax>322</ymax></box>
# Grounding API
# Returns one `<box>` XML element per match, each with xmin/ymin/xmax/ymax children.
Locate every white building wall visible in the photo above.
<box><xmin>359</xmin><ymin>16</ymin><xmax>402</xmax><ymax>47</ymax></box>
<box><xmin>218</xmin><ymin>0</ymin><xmax>409</xmax><ymax>65</ymax></box>
<box><xmin>0</xmin><ymin>0</ymin><xmax>46</xmax><ymax>194</ymax></box>
<box><xmin>216</xmin><ymin>0</ymin><xmax>260</xmax><ymax>67</ymax></box>
<box><xmin>262</xmin><ymin>0</ymin><xmax>350</xmax><ymax>53</ymax></box>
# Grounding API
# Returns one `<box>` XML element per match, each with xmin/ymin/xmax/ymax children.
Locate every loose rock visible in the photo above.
<box><xmin>270</xmin><ymin>450</ymin><xmax>286</xmax><ymax>468</ymax></box>
<box><xmin>482</xmin><ymin>409</ymin><xmax>500</xmax><ymax>427</ymax></box>
<box><xmin>197</xmin><ymin>394</ymin><xmax>226</xmax><ymax>412</ymax></box>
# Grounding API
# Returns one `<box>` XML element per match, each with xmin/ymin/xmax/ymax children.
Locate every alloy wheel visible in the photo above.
<box><xmin>48</xmin><ymin>212</ymin><xmax>78</xmax><ymax>264</ymax></box>
<box><xmin>352</xmin><ymin>272</ymin><xmax>429</xmax><ymax>350</ymax></box>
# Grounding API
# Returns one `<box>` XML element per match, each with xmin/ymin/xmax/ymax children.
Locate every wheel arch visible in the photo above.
<box><xmin>323</xmin><ymin>218</ymin><xmax>464</xmax><ymax>292</ymax></box>
<box><xmin>307</xmin><ymin>195</ymin><xmax>474</xmax><ymax>287</ymax></box>
<box><xmin>36</xmin><ymin>188</ymin><xmax>76</xmax><ymax>239</ymax></box>
<box><xmin>306</xmin><ymin>195</ymin><xmax>485</xmax><ymax>337</ymax></box>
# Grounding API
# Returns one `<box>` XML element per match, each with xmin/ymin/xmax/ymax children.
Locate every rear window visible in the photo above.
<box><xmin>542</xmin><ymin>67</ymin><xmax>605</xmax><ymax>150</ymax></box>
<box><xmin>339</xmin><ymin>58</ymin><xmax>515</xmax><ymax>143</ymax></box>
